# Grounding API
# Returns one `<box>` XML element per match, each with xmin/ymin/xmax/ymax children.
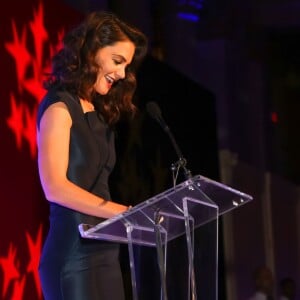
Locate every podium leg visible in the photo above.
<box><xmin>183</xmin><ymin>198</ymin><xmax>197</xmax><ymax>300</ymax></box>
<box><xmin>126</xmin><ymin>225</ymin><xmax>139</xmax><ymax>300</ymax></box>
<box><xmin>154</xmin><ymin>217</ymin><xmax>168</xmax><ymax>300</ymax></box>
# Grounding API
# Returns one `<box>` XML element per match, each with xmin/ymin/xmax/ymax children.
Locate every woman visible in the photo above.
<box><xmin>37</xmin><ymin>11</ymin><xmax>147</xmax><ymax>300</ymax></box>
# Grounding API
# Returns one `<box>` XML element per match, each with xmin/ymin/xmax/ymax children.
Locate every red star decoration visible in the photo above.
<box><xmin>23</xmin><ymin>106</ymin><xmax>38</xmax><ymax>158</ymax></box>
<box><xmin>23</xmin><ymin>75</ymin><xmax>46</xmax><ymax>104</ymax></box>
<box><xmin>29</xmin><ymin>1</ymin><xmax>49</xmax><ymax>78</ymax></box>
<box><xmin>4</xmin><ymin>20</ymin><xmax>32</xmax><ymax>93</ymax></box>
<box><xmin>26</xmin><ymin>225</ymin><xmax>43</xmax><ymax>298</ymax></box>
<box><xmin>6</xmin><ymin>94</ymin><xmax>25</xmax><ymax>150</ymax></box>
<box><xmin>5</xmin><ymin>1</ymin><xmax>65</xmax><ymax>158</ymax></box>
<box><xmin>0</xmin><ymin>244</ymin><xmax>20</xmax><ymax>298</ymax></box>
<box><xmin>3</xmin><ymin>1</ymin><xmax>79</xmax><ymax>299</ymax></box>
<box><xmin>10</xmin><ymin>275</ymin><xmax>26</xmax><ymax>300</ymax></box>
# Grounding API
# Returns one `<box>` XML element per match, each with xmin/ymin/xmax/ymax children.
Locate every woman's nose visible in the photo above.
<box><xmin>116</xmin><ymin>66</ymin><xmax>126</xmax><ymax>80</ymax></box>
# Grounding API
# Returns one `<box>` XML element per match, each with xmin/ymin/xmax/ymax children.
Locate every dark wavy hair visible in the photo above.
<box><xmin>44</xmin><ymin>11</ymin><xmax>148</xmax><ymax>125</ymax></box>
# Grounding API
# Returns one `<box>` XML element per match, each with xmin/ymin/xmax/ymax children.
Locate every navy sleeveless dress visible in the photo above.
<box><xmin>37</xmin><ymin>88</ymin><xmax>125</xmax><ymax>300</ymax></box>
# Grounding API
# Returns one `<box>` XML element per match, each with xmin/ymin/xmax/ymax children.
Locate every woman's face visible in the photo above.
<box><xmin>94</xmin><ymin>40</ymin><xmax>135</xmax><ymax>95</ymax></box>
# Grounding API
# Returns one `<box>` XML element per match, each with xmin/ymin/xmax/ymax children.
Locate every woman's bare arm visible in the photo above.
<box><xmin>37</xmin><ymin>101</ymin><xmax>128</xmax><ymax>219</ymax></box>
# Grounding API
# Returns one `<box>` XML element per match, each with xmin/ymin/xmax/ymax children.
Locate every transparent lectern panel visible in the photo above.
<box><xmin>192</xmin><ymin>174</ymin><xmax>252</xmax><ymax>215</ymax></box>
<box><xmin>78</xmin><ymin>174</ymin><xmax>253</xmax><ymax>300</ymax></box>
<box><xmin>79</xmin><ymin>174</ymin><xmax>253</xmax><ymax>246</ymax></box>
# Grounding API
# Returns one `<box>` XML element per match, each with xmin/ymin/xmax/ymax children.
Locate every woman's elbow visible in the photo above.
<box><xmin>40</xmin><ymin>177</ymin><xmax>66</xmax><ymax>204</ymax></box>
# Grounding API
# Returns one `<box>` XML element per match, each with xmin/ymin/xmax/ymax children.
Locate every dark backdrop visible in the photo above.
<box><xmin>110</xmin><ymin>55</ymin><xmax>222</xmax><ymax>299</ymax></box>
<box><xmin>0</xmin><ymin>2</ymin><xmax>220</xmax><ymax>299</ymax></box>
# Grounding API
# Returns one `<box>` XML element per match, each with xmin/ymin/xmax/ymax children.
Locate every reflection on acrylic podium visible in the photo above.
<box><xmin>79</xmin><ymin>174</ymin><xmax>253</xmax><ymax>300</ymax></box>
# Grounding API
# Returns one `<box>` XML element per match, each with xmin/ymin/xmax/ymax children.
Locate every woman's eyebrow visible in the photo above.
<box><xmin>112</xmin><ymin>54</ymin><xmax>127</xmax><ymax>63</ymax></box>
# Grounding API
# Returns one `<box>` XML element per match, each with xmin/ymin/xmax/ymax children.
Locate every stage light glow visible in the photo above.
<box><xmin>177</xmin><ymin>12</ymin><xmax>200</xmax><ymax>22</ymax></box>
<box><xmin>176</xmin><ymin>0</ymin><xmax>204</xmax><ymax>23</ymax></box>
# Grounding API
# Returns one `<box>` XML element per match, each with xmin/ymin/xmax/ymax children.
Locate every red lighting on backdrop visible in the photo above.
<box><xmin>271</xmin><ymin>111</ymin><xmax>278</xmax><ymax>123</ymax></box>
<box><xmin>0</xmin><ymin>226</ymin><xmax>43</xmax><ymax>299</ymax></box>
<box><xmin>0</xmin><ymin>1</ymin><xmax>79</xmax><ymax>299</ymax></box>
<box><xmin>4</xmin><ymin>2</ymin><xmax>63</xmax><ymax>158</ymax></box>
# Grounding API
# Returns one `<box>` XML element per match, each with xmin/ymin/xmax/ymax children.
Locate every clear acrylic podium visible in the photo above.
<box><xmin>79</xmin><ymin>174</ymin><xmax>253</xmax><ymax>300</ymax></box>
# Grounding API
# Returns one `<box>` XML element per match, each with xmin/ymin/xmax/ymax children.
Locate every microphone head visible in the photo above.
<box><xmin>146</xmin><ymin>101</ymin><xmax>169</xmax><ymax>132</ymax></box>
<box><xmin>146</xmin><ymin>101</ymin><xmax>162</xmax><ymax>121</ymax></box>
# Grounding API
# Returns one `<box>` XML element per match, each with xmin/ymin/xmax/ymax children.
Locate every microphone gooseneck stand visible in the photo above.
<box><xmin>146</xmin><ymin>101</ymin><xmax>192</xmax><ymax>185</ymax></box>
<box><xmin>146</xmin><ymin>102</ymin><xmax>197</xmax><ymax>300</ymax></box>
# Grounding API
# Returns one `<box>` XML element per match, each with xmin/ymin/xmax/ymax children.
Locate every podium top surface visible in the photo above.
<box><xmin>79</xmin><ymin>174</ymin><xmax>253</xmax><ymax>246</ymax></box>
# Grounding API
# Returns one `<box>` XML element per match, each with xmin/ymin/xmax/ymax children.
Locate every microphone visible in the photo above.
<box><xmin>146</xmin><ymin>101</ymin><xmax>170</xmax><ymax>132</ymax></box>
<box><xmin>146</xmin><ymin>101</ymin><xmax>192</xmax><ymax>180</ymax></box>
